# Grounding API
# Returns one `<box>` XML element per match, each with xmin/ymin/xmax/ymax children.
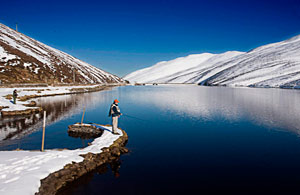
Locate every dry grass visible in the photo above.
<box><xmin>5</xmin><ymin>94</ymin><xmax>13</xmax><ymax>100</ymax></box>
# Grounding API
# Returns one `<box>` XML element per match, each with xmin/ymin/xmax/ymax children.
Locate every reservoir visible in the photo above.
<box><xmin>2</xmin><ymin>85</ymin><xmax>300</xmax><ymax>194</ymax></box>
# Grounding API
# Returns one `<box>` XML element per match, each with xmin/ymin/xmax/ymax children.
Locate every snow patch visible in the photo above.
<box><xmin>0</xmin><ymin>126</ymin><xmax>123</xmax><ymax>195</ymax></box>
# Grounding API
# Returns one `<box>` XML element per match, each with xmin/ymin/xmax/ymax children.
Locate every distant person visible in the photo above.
<box><xmin>12</xmin><ymin>89</ymin><xmax>18</xmax><ymax>104</ymax></box>
<box><xmin>108</xmin><ymin>99</ymin><xmax>122</xmax><ymax>135</ymax></box>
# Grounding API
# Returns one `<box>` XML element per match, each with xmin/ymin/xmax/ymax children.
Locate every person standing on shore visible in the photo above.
<box><xmin>108</xmin><ymin>99</ymin><xmax>122</xmax><ymax>135</ymax></box>
<box><xmin>12</xmin><ymin>89</ymin><xmax>18</xmax><ymax>104</ymax></box>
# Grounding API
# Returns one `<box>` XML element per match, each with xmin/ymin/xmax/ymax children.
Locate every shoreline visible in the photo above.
<box><xmin>0</xmin><ymin>125</ymin><xmax>128</xmax><ymax>195</ymax></box>
<box><xmin>0</xmin><ymin>83</ymin><xmax>125</xmax><ymax>117</ymax></box>
<box><xmin>36</xmin><ymin>128</ymin><xmax>128</xmax><ymax>195</ymax></box>
<box><xmin>133</xmin><ymin>82</ymin><xmax>300</xmax><ymax>89</ymax></box>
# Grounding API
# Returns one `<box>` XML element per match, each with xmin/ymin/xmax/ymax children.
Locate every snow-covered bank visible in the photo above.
<box><xmin>0</xmin><ymin>126</ymin><xmax>124</xmax><ymax>195</ymax></box>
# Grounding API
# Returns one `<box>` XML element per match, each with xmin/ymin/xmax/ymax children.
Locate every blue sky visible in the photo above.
<box><xmin>1</xmin><ymin>0</ymin><xmax>300</xmax><ymax>77</ymax></box>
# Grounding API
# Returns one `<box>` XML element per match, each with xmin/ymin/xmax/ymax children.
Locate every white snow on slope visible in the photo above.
<box><xmin>124</xmin><ymin>53</ymin><xmax>215</xmax><ymax>83</ymax></box>
<box><xmin>152</xmin><ymin>51</ymin><xmax>244</xmax><ymax>84</ymax></box>
<box><xmin>0</xmin><ymin>47</ymin><xmax>18</xmax><ymax>63</ymax></box>
<box><xmin>0</xmin><ymin>126</ymin><xmax>122</xmax><ymax>195</ymax></box>
<box><xmin>205</xmin><ymin>35</ymin><xmax>300</xmax><ymax>88</ymax></box>
<box><xmin>124</xmin><ymin>34</ymin><xmax>300</xmax><ymax>88</ymax></box>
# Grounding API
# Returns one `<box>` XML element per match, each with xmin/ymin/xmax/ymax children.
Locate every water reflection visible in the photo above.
<box><xmin>56</xmin><ymin>159</ymin><xmax>123</xmax><ymax>195</ymax></box>
<box><xmin>0</xmin><ymin>113</ymin><xmax>42</xmax><ymax>141</ymax></box>
<box><xmin>2</xmin><ymin>85</ymin><xmax>300</xmax><ymax>148</ymax></box>
<box><xmin>125</xmin><ymin>85</ymin><xmax>300</xmax><ymax>134</ymax></box>
<box><xmin>0</xmin><ymin>91</ymin><xmax>110</xmax><ymax>149</ymax></box>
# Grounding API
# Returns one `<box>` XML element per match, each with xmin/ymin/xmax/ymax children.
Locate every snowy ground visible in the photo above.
<box><xmin>0</xmin><ymin>85</ymin><xmax>104</xmax><ymax>112</ymax></box>
<box><xmin>0</xmin><ymin>126</ymin><xmax>122</xmax><ymax>195</ymax></box>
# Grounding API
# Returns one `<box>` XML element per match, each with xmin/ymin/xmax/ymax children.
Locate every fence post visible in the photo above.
<box><xmin>41</xmin><ymin>111</ymin><xmax>46</xmax><ymax>152</ymax></box>
<box><xmin>81</xmin><ymin>107</ymin><xmax>86</xmax><ymax>125</ymax></box>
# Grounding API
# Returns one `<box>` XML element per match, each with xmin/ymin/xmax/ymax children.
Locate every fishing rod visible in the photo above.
<box><xmin>86</xmin><ymin>114</ymin><xmax>149</xmax><ymax>126</ymax></box>
<box><xmin>122</xmin><ymin>114</ymin><xmax>150</xmax><ymax>122</ymax></box>
<box><xmin>87</xmin><ymin>122</ymin><xmax>103</xmax><ymax>126</ymax></box>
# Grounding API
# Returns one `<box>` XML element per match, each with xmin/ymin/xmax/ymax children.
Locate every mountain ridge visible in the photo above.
<box><xmin>0</xmin><ymin>23</ymin><xmax>124</xmax><ymax>84</ymax></box>
<box><xmin>124</xmin><ymin>34</ymin><xmax>300</xmax><ymax>89</ymax></box>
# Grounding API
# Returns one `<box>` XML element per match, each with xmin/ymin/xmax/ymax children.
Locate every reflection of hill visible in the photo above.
<box><xmin>128</xmin><ymin>85</ymin><xmax>300</xmax><ymax>134</ymax></box>
<box><xmin>0</xmin><ymin>92</ymin><xmax>106</xmax><ymax>142</ymax></box>
<box><xmin>0</xmin><ymin>113</ymin><xmax>42</xmax><ymax>140</ymax></box>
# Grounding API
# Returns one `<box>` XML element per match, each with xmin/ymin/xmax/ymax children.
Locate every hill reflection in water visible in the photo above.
<box><xmin>125</xmin><ymin>85</ymin><xmax>300</xmax><ymax>134</ymax></box>
<box><xmin>0</xmin><ymin>92</ymin><xmax>110</xmax><ymax>150</ymax></box>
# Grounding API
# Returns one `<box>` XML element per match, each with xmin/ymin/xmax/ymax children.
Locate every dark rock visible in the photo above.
<box><xmin>120</xmin><ymin>147</ymin><xmax>129</xmax><ymax>154</ymax></box>
<box><xmin>67</xmin><ymin>124</ymin><xmax>103</xmax><ymax>139</ymax></box>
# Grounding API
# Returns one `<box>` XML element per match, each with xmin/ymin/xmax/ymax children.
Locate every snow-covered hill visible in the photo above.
<box><xmin>202</xmin><ymin>35</ymin><xmax>300</xmax><ymax>88</ymax></box>
<box><xmin>0</xmin><ymin>23</ymin><xmax>124</xmax><ymax>84</ymax></box>
<box><xmin>124</xmin><ymin>53</ymin><xmax>215</xmax><ymax>83</ymax></box>
<box><xmin>124</xmin><ymin>35</ymin><xmax>300</xmax><ymax>89</ymax></box>
<box><xmin>124</xmin><ymin>51</ymin><xmax>244</xmax><ymax>83</ymax></box>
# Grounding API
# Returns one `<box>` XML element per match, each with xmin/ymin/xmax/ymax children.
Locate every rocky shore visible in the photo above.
<box><xmin>1</xmin><ymin>107</ymin><xmax>43</xmax><ymax>116</ymax></box>
<box><xmin>36</xmin><ymin>129</ymin><xmax>129</xmax><ymax>195</ymax></box>
<box><xmin>68</xmin><ymin>123</ymin><xmax>104</xmax><ymax>139</ymax></box>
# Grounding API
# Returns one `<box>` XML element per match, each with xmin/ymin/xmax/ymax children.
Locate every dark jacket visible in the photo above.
<box><xmin>13</xmin><ymin>90</ymin><xmax>18</xmax><ymax>97</ymax></box>
<box><xmin>109</xmin><ymin>103</ymin><xmax>121</xmax><ymax>117</ymax></box>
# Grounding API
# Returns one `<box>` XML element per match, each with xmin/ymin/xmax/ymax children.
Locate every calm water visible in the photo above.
<box><xmin>2</xmin><ymin>85</ymin><xmax>300</xmax><ymax>194</ymax></box>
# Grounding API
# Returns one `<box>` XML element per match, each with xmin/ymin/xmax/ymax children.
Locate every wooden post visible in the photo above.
<box><xmin>81</xmin><ymin>107</ymin><xmax>85</xmax><ymax>125</ymax></box>
<box><xmin>41</xmin><ymin>111</ymin><xmax>46</xmax><ymax>152</ymax></box>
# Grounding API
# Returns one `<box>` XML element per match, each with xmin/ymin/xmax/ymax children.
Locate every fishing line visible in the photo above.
<box><xmin>122</xmin><ymin>114</ymin><xmax>150</xmax><ymax>122</ymax></box>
